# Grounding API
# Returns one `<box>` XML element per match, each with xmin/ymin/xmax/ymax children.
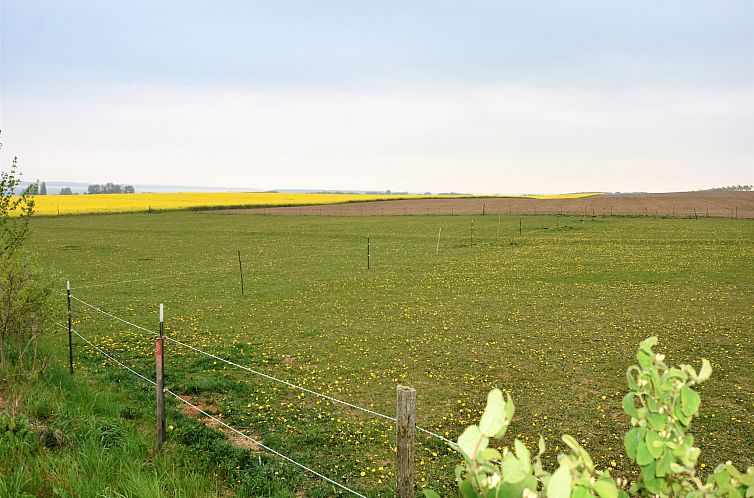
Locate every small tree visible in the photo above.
<box><xmin>123</xmin><ymin>185</ymin><xmax>135</xmax><ymax>193</ymax></box>
<box><xmin>0</xmin><ymin>157</ymin><xmax>36</xmax><ymax>260</ymax></box>
<box><xmin>59</xmin><ymin>187</ymin><xmax>73</xmax><ymax>195</ymax></box>
<box><xmin>0</xmin><ymin>131</ymin><xmax>52</xmax><ymax>377</ymax></box>
<box><xmin>39</xmin><ymin>181</ymin><xmax>47</xmax><ymax>195</ymax></box>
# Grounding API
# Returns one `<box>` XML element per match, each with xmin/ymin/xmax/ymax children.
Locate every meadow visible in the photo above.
<box><xmin>30</xmin><ymin>211</ymin><xmax>754</xmax><ymax>496</ymax></box>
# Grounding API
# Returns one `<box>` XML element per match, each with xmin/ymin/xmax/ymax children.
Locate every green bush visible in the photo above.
<box><xmin>426</xmin><ymin>337</ymin><xmax>753</xmax><ymax>498</ymax></box>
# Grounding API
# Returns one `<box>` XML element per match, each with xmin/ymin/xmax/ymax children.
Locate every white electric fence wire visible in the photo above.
<box><xmin>69</xmin><ymin>295</ymin><xmax>159</xmax><ymax>337</ymax></box>
<box><xmin>64</xmin><ymin>323</ymin><xmax>365</xmax><ymax>498</ymax></box>
<box><xmin>61</xmin><ymin>325</ymin><xmax>157</xmax><ymax>386</ymax></box>
<box><xmin>69</xmin><ymin>245</ymin><xmax>363</xmax><ymax>291</ymax></box>
<box><xmin>162</xmin><ymin>333</ymin><xmax>397</xmax><ymax>424</ymax></box>
<box><xmin>163</xmin><ymin>388</ymin><xmax>366</xmax><ymax>498</ymax></box>
<box><xmin>71</xmin><ymin>263</ymin><xmax>232</xmax><ymax>290</ymax></box>
<box><xmin>67</xmin><ymin>293</ymin><xmax>456</xmax><ymax>448</ymax></box>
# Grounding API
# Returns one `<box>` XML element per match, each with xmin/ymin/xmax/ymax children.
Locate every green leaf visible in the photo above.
<box><xmin>479</xmin><ymin>389</ymin><xmax>507</xmax><ymax>438</ymax></box>
<box><xmin>656</xmin><ymin>449</ymin><xmax>673</xmax><ymax>477</ymax></box>
<box><xmin>423</xmin><ymin>490</ymin><xmax>442</xmax><ymax>498</ymax></box>
<box><xmin>645</xmin><ymin>430</ymin><xmax>664</xmax><ymax>459</ymax></box>
<box><xmin>641</xmin><ymin>462</ymin><xmax>663</xmax><ymax>494</ymax></box>
<box><xmin>681</xmin><ymin>386</ymin><xmax>701</xmax><ymax>417</ymax></box>
<box><xmin>502</xmin><ymin>452</ymin><xmax>527</xmax><ymax>483</ymax></box>
<box><xmin>459</xmin><ymin>478</ymin><xmax>479</xmax><ymax>498</ymax></box>
<box><xmin>562</xmin><ymin>435</ymin><xmax>580</xmax><ymax>452</ymax></box>
<box><xmin>499</xmin><ymin>476</ymin><xmax>538</xmax><ymax>498</ymax></box>
<box><xmin>624</xmin><ymin>428</ymin><xmax>641</xmax><ymax>460</ymax></box>
<box><xmin>458</xmin><ymin>425</ymin><xmax>488</xmax><ymax>461</ymax></box>
<box><xmin>637</xmin><ymin>350</ymin><xmax>652</xmax><ymax>368</ymax></box>
<box><xmin>548</xmin><ymin>465</ymin><xmax>572</xmax><ymax>498</ymax></box>
<box><xmin>622</xmin><ymin>393</ymin><xmax>638</xmax><ymax>418</ymax></box>
<box><xmin>646</xmin><ymin>412</ymin><xmax>667</xmax><ymax>431</ymax></box>
<box><xmin>571</xmin><ymin>487</ymin><xmax>592</xmax><ymax>498</ymax></box>
<box><xmin>636</xmin><ymin>441</ymin><xmax>653</xmax><ymax>466</ymax></box>
<box><xmin>593</xmin><ymin>479</ymin><xmax>619</xmax><ymax>498</ymax></box>
<box><xmin>697</xmin><ymin>359</ymin><xmax>712</xmax><ymax>383</ymax></box>
<box><xmin>505</xmin><ymin>393</ymin><xmax>515</xmax><ymax>427</ymax></box>
<box><xmin>639</xmin><ymin>336</ymin><xmax>658</xmax><ymax>353</ymax></box>
<box><xmin>626</xmin><ymin>366</ymin><xmax>641</xmax><ymax>391</ymax></box>
<box><xmin>478</xmin><ymin>448</ymin><xmax>502</xmax><ymax>462</ymax></box>
<box><xmin>538</xmin><ymin>436</ymin><xmax>546</xmax><ymax>457</ymax></box>
<box><xmin>673</xmin><ymin>398</ymin><xmax>693</xmax><ymax>426</ymax></box>
<box><xmin>514</xmin><ymin>439</ymin><xmax>532</xmax><ymax>473</ymax></box>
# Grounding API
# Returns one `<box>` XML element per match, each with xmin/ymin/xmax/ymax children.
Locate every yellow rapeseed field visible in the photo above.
<box><xmin>25</xmin><ymin>191</ymin><xmax>601</xmax><ymax>216</ymax></box>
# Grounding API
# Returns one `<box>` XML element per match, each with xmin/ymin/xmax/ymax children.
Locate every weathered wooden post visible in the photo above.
<box><xmin>397</xmin><ymin>385</ymin><xmax>416</xmax><ymax>498</ymax></box>
<box><xmin>436</xmin><ymin>228</ymin><xmax>441</xmax><ymax>255</ymax></box>
<box><xmin>156</xmin><ymin>304</ymin><xmax>166</xmax><ymax>450</ymax></box>
<box><xmin>67</xmin><ymin>280</ymin><xmax>73</xmax><ymax>374</ymax></box>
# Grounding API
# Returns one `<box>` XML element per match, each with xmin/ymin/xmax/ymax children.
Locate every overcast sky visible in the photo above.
<box><xmin>1</xmin><ymin>1</ymin><xmax>752</xmax><ymax>194</ymax></box>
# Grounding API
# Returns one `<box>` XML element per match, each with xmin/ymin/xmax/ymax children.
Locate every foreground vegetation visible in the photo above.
<box><xmin>29</xmin><ymin>211</ymin><xmax>754</xmax><ymax>496</ymax></box>
<box><xmin>430</xmin><ymin>337</ymin><xmax>753</xmax><ymax>498</ymax></box>
<box><xmin>0</xmin><ymin>363</ymin><xmax>333</xmax><ymax>496</ymax></box>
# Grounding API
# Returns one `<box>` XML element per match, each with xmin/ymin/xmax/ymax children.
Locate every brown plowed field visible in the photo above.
<box><xmin>217</xmin><ymin>191</ymin><xmax>754</xmax><ymax>218</ymax></box>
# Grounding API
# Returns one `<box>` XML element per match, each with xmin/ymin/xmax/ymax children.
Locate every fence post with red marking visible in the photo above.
<box><xmin>156</xmin><ymin>303</ymin><xmax>165</xmax><ymax>450</ymax></box>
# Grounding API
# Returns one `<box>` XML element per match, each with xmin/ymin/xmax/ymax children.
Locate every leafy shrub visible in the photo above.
<box><xmin>425</xmin><ymin>337</ymin><xmax>753</xmax><ymax>498</ymax></box>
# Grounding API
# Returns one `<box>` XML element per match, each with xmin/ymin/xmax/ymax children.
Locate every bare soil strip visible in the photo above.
<box><xmin>177</xmin><ymin>394</ymin><xmax>261</xmax><ymax>450</ymax></box>
<box><xmin>215</xmin><ymin>191</ymin><xmax>754</xmax><ymax>218</ymax></box>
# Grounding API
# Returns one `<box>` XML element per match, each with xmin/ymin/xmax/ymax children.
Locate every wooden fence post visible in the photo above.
<box><xmin>156</xmin><ymin>304</ymin><xmax>166</xmax><ymax>450</ymax></box>
<box><xmin>367</xmin><ymin>237</ymin><xmax>371</xmax><ymax>270</ymax></box>
<box><xmin>397</xmin><ymin>385</ymin><xmax>416</xmax><ymax>498</ymax></box>
<box><xmin>67</xmin><ymin>280</ymin><xmax>73</xmax><ymax>374</ymax></box>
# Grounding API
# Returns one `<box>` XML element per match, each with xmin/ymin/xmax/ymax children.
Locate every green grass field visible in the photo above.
<box><xmin>30</xmin><ymin>212</ymin><xmax>754</xmax><ymax>496</ymax></box>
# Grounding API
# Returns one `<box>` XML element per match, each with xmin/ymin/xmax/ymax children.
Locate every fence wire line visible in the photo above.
<box><xmin>68</xmin><ymin>244</ymin><xmax>363</xmax><ymax>292</ymax></box>
<box><xmin>163</xmin><ymin>388</ymin><xmax>366</xmax><ymax>498</ymax></box>
<box><xmin>58</xmin><ymin>323</ymin><xmax>157</xmax><ymax>386</ymax></box>
<box><xmin>64</xmin><ymin>324</ymin><xmax>365</xmax><ymax>498</ymax></box>
<box><xmin>163</xmin><ymin>332</ymin><xmax>454</xmax><ymax>447</ymax></box>
<box><xmin>69</xmin><ymin>294</ymin><xmax>159</xmax><ymax>337</ymax></box>
<box><xmin>162</xmin><ymin>333</ymin><xmax>397</xmax><ymax>423</ymax></box>
<box><xmin>71</xmin><ymin>262</ymin><xmax>233</xmax><ymax>290</ymax></box>
<box><xmin>66</xmin><ymin>292</ymin><xmax>457</xmax><ymax>448</ymax></box>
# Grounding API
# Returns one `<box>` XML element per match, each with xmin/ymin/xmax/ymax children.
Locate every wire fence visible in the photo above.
<box><xmin>63</xmin><ymin>322</ymin><xmax>367</xmax><ymax>497</ymax></box>
<box><xmin>67</xmin><ymin>293</ymin><xmax>456</xmax><ymax>446</ymax></box>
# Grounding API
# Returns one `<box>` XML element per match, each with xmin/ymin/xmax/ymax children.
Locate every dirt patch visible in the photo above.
<box><xmin>214</xmin><ymin>191</ymin><xmax>754</xmax><ymax>219</ymax></box>
<box><xmin>177</xmin><ymin>394</ymin><xmax>261</xmax><ymax>451</ymax></box>
<box><xmin>282</xmin><ymin>355</ymin><xmax>297</xmax><ymax>366</ymax></box>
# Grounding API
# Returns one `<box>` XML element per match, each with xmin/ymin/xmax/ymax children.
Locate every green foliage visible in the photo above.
<box><xmin>427</xmin><ymin>338</ymin><xmax>753</xmax><ymax>498</ymax></box>
<box><xmin>87</xmin><ymin>182</ymin><xmax>135</xmax><ymax>194</ymax></box>
<box><xmin>0</xmin><ymin>135</ymin><xmax>52</xmax><ymax>377</ymax></box>
<box><xmin>0</xmin><ymin>158</ymin><xmax>36</xmax><ymax>260</ymax></box>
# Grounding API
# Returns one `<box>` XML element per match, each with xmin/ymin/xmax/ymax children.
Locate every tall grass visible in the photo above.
<box><xmin>0</xmin><ymin>364</ymin><xmax>327</xmax><ymax>497</ymax></box>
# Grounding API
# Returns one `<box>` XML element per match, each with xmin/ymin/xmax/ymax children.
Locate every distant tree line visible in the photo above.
<box><xmin>87</xmin><ymin>183</ymin><xmax>135</xmax><ymax>194</ymax></box>
<box><xmin>704</xmin><ymin>185</ymin><xmax>752</xmax><ymax>192</ymax></box>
